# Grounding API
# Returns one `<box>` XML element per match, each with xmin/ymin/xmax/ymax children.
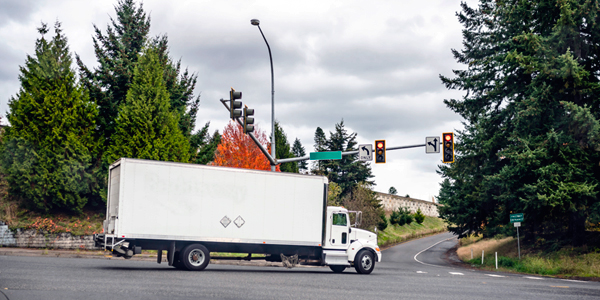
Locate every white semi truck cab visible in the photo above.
<box><xmin>94</xmin><ymin>158</ymin><xmax>381</xmax><ymax>274</ymax></box>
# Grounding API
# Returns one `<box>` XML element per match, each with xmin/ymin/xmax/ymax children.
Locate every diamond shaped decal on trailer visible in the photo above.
<box><xmin>234</xmin><ymin>216</ymin><xmax>245</xmax><ymax>228</ymax></box>
<box><xmin>220</xmin><ymin>216</ymin><xmax>231</xmax><ymax>228</ymax></box>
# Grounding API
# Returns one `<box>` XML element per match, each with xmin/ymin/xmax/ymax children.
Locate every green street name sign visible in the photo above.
<box><xmin>510</xmin><ymin>213</ymin><xmax>524</xmax><ymax>223</ymax></box>
<box><xmin>310</xmin><ymin>151</ymin><xmax>342</xmax><ymax>161</ymax></box>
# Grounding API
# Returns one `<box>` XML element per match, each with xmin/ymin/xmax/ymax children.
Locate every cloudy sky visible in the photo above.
<box><xmin>0</xmin><ymin>0</ymin><xmax>478</xmax><ymax>201</ymax></box>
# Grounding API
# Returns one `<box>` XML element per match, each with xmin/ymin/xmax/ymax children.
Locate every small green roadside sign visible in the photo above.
<box><xmin>510</xmin><ymin>213</ymin><xmax>524</xmax><ymax>223</ymax></box>
<box><xmin>310</xmin><ymin>151</ymin><xmax>342</xmax><ymax>160</ymax></box>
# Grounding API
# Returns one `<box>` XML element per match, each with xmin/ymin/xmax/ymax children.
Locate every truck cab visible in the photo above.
<box><xmin>323</xmin><ymin>206</ymin><xmax>381</xmax><ymax>274</ymax></box>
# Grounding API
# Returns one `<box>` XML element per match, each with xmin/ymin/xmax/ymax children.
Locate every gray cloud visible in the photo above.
<box><xmin>0</xmin><ymin>0</ymin><xmax>40</xmax><ymax>26</ymax></box>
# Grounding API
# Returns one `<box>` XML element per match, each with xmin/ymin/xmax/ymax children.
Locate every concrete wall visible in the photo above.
<box><xmin>376</xmin><ymin>192</ymin><xmax>441</xmax><ymax>217</ymax></box>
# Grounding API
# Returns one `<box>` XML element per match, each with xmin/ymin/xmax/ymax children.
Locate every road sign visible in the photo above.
<box><xmin>358</xmin><ymin>144</ymin><xmax>372</xmax><ymax>161</ymax></box>
<box><xmin>426</xmin><ymin>137</ymin><xmax>440</xmax><ymax>153</ymax></box>
<box><xmin>514</xmin><ymin>222</ymin><xmax>521</xmax><ymax>227</ymax></box>
<box><xmin>310</xmin><ymin>151</ymin><xmax>342</xmax><ymax>160</ymax></box>
<box><xmin>510</xmin><ymin>213</ymin><xmax>524</xmax><ymax>223</ymax></box>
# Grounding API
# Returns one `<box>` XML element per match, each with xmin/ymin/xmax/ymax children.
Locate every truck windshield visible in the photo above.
<box><xmin>332</xmin><ymin>213</ymin><xmax>347</xmax><ymax>226</ymax></box>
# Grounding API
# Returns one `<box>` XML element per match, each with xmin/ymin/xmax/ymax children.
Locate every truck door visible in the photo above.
<box><xmin>327</xmin><ymin>212</ymin><xmax>350</xmax><ymax>249</ymax></box>
<box><xmin>105</xmin><ymin>164</ymin><xmax>121</xmax><ymax>234</ymax></box>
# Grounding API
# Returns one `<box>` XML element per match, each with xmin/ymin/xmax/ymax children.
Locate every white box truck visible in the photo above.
<box><xmin>95</xmin><ymin>158</ymin><xmax>381</xmax><ymax>274</ymax></box>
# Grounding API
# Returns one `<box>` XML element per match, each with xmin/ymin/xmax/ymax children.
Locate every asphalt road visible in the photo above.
<box><xmin>1</xmin><ymin>232</ymin><xmax>599</xmax><ymax>300</ymax></box>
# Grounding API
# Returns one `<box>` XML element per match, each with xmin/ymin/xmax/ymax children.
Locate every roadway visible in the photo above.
<box><xmin>0</xmin><ymin>232</ymin><xmax>598</xmax><ymax>299</ymax></box>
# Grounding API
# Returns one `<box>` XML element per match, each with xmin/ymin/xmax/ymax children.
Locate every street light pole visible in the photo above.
<box><xmin>251</xmin><ymin>19</ymin><xmax>276</xmax><ymax>172</ymax></box>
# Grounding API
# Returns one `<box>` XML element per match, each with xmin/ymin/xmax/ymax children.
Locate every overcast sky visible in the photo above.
<box><xmin>0</xmin><ymin>0</ymin><xmax>478</xmax><ymax>202</ymax></box>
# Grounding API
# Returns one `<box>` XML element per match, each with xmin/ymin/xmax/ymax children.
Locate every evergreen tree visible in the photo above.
<box><xmin>311</xmin><ymin>127</ymin><xmax>327</xmax><ymax>174</ymax></box>
<box><xmin>274</xmin><ymin>121</ymin><xmax>298</xmax><ymax>173</ymax></box>
<box><xmin>76</xmin><ymin>0</ymin><xmax>150</xmax><ymax>146</ymax></box>
<box><xmin>77</xmin><ymin>0</ymin><xmax>201</xmax><ymax>159</ymax></box>
<box><xmin>105</xmin><ymin>46</ymin><xmax>190</xmax><ymax>163</ymax></box>
<box><xmin>438</xmin><ymin>0</ymin><xmax>600</xmax><ymax>245</ymax></box>
<box><xmin>1</xmin><ymin>22</ymin><xmax>98</xmax><ymax>213</ymax></box>
<box><xmin>320</xmin><ymin>120</ymin><xmax>374</xmax><ymax>198</ymax></box>
<box><xmin>189</xmin><ymin>122</ymin><xmax>221</xmax><ymax>165</ymax></box>
<box><xmin>291</xmin><ymin>138</ymin><xmax>307</xmax><ymax>172</ymax></box>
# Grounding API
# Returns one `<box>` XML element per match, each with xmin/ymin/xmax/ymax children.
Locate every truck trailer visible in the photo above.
<box><xmin>94</xmin><ymin>158</ymin><xmax>381</xmax><ymax>274</ymax></box>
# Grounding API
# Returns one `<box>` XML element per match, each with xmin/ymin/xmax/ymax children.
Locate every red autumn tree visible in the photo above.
<box><xmin>213</xmin><ymin>121</ymin><xmax>280</xmax><ymax>171</ymax></box>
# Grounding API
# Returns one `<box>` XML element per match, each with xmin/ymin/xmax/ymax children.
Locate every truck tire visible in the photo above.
<box><xmin>329</xmin><ymin>265</ymin><xmax>346</xmax><ymax>273</ymax></box>
<box><xmin>180</xmin><ymin>244</ymin><xmax>210</xmax><ymax>271</ymax></box>
<box><xmin>354</xmin><ymin>249</ymin><xmax>375</xmax><ymax>274</ymax></box>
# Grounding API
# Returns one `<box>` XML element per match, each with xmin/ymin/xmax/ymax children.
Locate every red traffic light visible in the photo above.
<box><xmin>444</xmin><ymin>134</ymin><xmax>452</xmax><ymax>141</ymax></box>
<box><xmin>375</xmin><ymin>140</ymin><xmax>386</xmax><ymax>164</ymax></box>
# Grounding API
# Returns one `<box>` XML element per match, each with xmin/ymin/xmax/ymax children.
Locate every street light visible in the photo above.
<box><xmin>251</xmin><ymin>18</ymin><xmax>276</xmax><ymax>172</ymax></box>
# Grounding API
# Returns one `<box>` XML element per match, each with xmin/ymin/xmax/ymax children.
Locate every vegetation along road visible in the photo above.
<box><xmin>1</xmin><ymin>232</ymin><xmax>598</xmax><ymax>300</ymax></box>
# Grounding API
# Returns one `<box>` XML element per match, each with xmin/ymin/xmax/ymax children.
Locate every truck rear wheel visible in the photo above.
<box><xmin>329</xmin><ymin>265</ymin><xmax>346</xmax><ymax>273</ymax></box>
<box><xmin>180</xmin><ymin>244</ymin><xmax>210</xmax><ymax>271</ymax></box>
<box><xmin>354</xmin><ymin>249</ymin><xmax>375</xmax><ymax>274</ymax></box>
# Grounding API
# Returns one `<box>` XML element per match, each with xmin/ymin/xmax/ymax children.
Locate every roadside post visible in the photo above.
<box><xmin>510</xmin><ymin>213</ymin><xmax>524</xmax><ymax>260</ymax></box>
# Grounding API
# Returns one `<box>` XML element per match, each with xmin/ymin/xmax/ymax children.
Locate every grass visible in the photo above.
<box><xmin>458</xmin><ymin>235</ymin><xmax>600</xmax><ymax>279</ymax></box>
<box><xmin>378</xmin><ymin>216</ymin><xmax>447</xmax><ymax>248</ymax></box>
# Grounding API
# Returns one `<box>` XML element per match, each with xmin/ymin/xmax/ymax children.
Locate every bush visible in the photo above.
<box><xmin>377</xmin><ymin>214</ymin><xmax>388</xmax><ymax>231</ymax></box>
<box><xmin>390</xmin><ymin>207</ymin><xmax>413</xmax><ymax>226</ymax></box>
<box><xmin>414</xmin><ymin>208</ymin><xmax>425</xmax><ymax>224</ymax></box>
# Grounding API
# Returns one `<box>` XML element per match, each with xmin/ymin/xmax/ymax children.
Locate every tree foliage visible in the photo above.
<box><xmin>77</xmin><ymin>0</ymin><xmax>203</xmax><ymax>161</ymax></box>
<box><xmin>1</xmin><ymin>23</ymin><xmax>98</xmax><ymax>213</ymax></box>
<box><xmin>274</xmin><ymin>121</ymin><xmax>298</xmax><ymax>173</ymax></box>
<box><xmin>341</xmin><ymin>183</ymin><xmax>385</xmax><ymax>231</ymax></box>
<box><xmin>213</xmin><ymin>122</ymin><xmax>279</xmax><ymax>171</ymax></box>
<box><xmin>315</xmin><ymin>120</ymin><xmax>374</xmax><ymax>198</ymax></box>
<box><xmin>388</xmin><ymin>186</ymin><xmax>398</xmax><ymax>195</ymax></box>
<box><xmin>438</xmin><ymin>0</ymin><xmax>600</xmax><ymax>245</ymax></box>
<box><xmin>105</xmin><ymin>46</ymin><xmax>190</xmax><ymax>164</ymax></box>
<box><xmin>189</xmin><ymin>122</ymin><xmax>221</xmax><ymax>165</ymax></box>
<box><xmin>291</xmin><ymin>138</ymin><xmax>308</xmax><ymax>172</ymax></box>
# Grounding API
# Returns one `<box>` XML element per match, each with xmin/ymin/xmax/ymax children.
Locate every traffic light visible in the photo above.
<box><xmin>375</xmin><ymin>140</ymin><xmax>386</xmax><ymax>164</ymax></box>
<box><xmin>243</xmin><ymin>105</ymin><xmax>255</xmax><ymax>134</ymax></box>
<box><xmin>230</xmin><ymin>88</ymin><xmax>242</xmax><ymax>119</ymax></box>
<box><xmin>442</xmin><ymin>132</ymin><xmax>454</xmax><ymax>163</ymax></box>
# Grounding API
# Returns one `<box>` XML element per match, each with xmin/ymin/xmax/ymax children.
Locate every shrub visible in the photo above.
<box><xmin>390</xmin><ymin>207</ymin><xmax>413</xmax><ymax>226</ymax></box>
<box><xmin>414</xmin><ymin>208</ymin><xmax>425</xmax><ymax>224</ymax></box>
<box><xmin>377</xmin><ymin>213</ymin><xmax>388</xmax><ymax>231</ymax></box>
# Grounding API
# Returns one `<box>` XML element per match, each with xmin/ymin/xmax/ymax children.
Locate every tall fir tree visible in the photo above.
<box><xmin>77</xmin><ymin>0</ymin><xmax>203</xmax><ymax>160</ymax></box>
<box><xmin>311</xmin><ymin>127</ymin><xmax>327</xmax><ymax>174</ymax></box>
<box><xmin>438</xmin><ymin>0</ymin><xmax>600</xmax><ymax>245</ymax></box>
<box><xmin>1</xmin><ymin>22</ymin><xmax>98</xmax><ymax>213</ymax></box>
<box><xmin>274</xmin><ymin>121</ymin><xmax>298</xmax><ymax>173</ymax></box>
<box><xmin>189</xmin><ymin>122</ymin><xmax>221</xmax><ymax>165</ymax></box>
<box><xmin>291</xmin><ymin>138</ymin><xmax>308</xmax><ymax>172</ymax></box>
<box><xmin>105</xmin><ymin>46</ymin><xmax>190</xmax><ymax>163</ymax></box>
<box><xmin>318</xmin><ymin>120</ymin><xmax>374</xmax><ymax>198</ymax></box>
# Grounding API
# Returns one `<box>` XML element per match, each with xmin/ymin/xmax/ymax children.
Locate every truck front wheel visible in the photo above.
<box><xmin>180</xmin><ymin>244</ymin><xmax>210</xmax><ymax>271</ymax></box>
<box><xmin>354</xmin><ymin>249</ymin><xmax>375</xmax><ymax>274</ymax></box>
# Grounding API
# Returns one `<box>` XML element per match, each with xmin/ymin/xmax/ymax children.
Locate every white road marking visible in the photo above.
<box><xmin>416</xmin><ymin>271</ymin><xmax>427</xmax><ymax>274</ymax></box>
<box><xmin>413</xmin><ymin>237</ymin><xmax>456</xmax><ymax>268</ymax></box>
<box><xmin>449</xmin><ymin>272</ymin><xmax>464</xmax><ymax>275</ymax></box>
<box><xmin>486</xmin><ymin>274</ymin><xmax>505</xmax><ymax>278</ymax></box>
<box><xmin>561</xmin><ymin>279</ymin><xmax>587</xmax><ymax>283</ymax></box>
<box><xmin>524</xmin><ymin>276</ymin><xmax>544</xmax><ymax>280</ymax></box>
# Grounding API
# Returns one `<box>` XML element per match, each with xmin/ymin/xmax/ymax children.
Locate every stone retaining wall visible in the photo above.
<box><xmin>0</xmin><ymin>223</ymin><xmax>99</xmax><ymax>250</ymax></box>
<box><xmin>376</xmin><ymin>192</ymin><xmax>441</xmax><ymax>217</ymax></box>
